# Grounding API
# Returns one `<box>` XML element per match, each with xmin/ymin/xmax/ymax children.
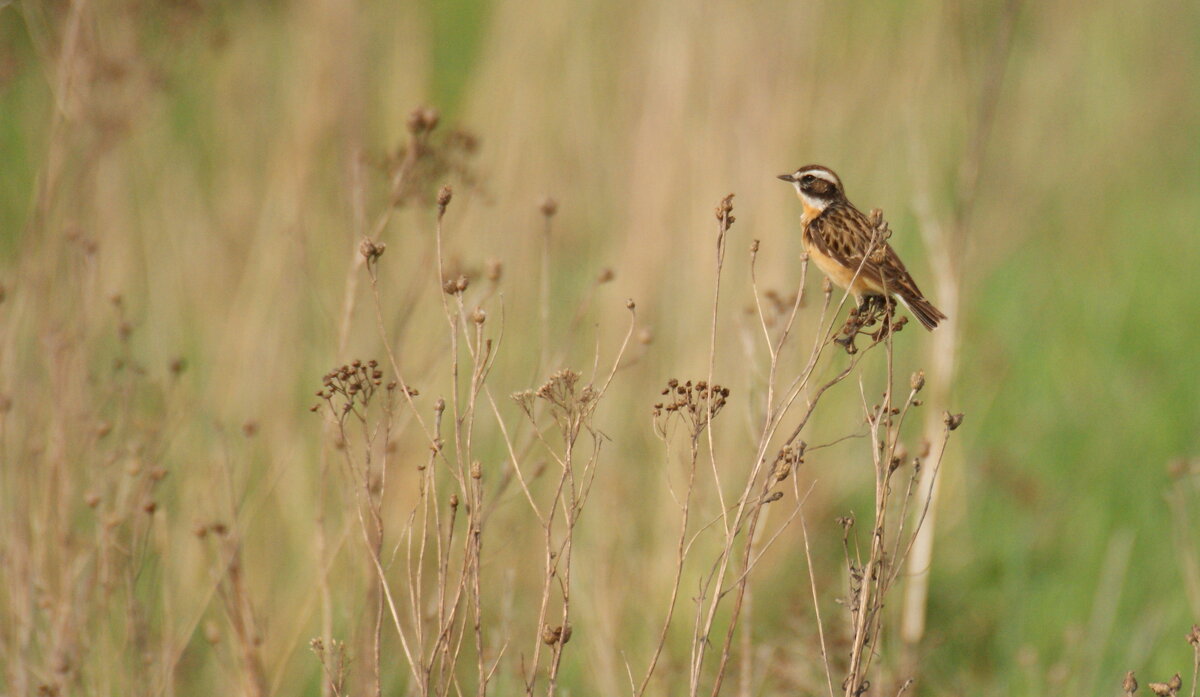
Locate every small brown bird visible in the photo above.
<box><xmin>778</xmin><ymin>165</ymin><xmax>946</xmax><ymax>330</ymax></box>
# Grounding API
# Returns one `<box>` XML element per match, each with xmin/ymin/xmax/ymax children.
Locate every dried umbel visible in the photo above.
<box><xmin>1146</xmin><ymin>673</ymin><xmax>1181</xmax><ymax>696</ymax></box>
<box><xmin>652</xmin><ymin>378</ymin><xmax>731</xmax><ymax>438</ymax></box>
<box><xmin>836</xmin><ymin>297</ymin><xmax>907</xmax><ymax>354</ymax></box>
<box><xmin>360</xmin><ymin>237</ymin><xmax>386</xmax><ymax>263</ymax></box>
<box><xmin>312</xmin><ymin>359</ymin><xmax>413</xmax><ymax>417</ymax></box>
<box><xmin>772</xmin><ymin>441</ymin><xmax>806</xmax><ymax>482</ymax></box>
<box><xmin>406</xmin><ymin>106</ymin><xmax>440</xmax><ymax>135</ymax></box>
<box><xmin>383</xmin><ymin>106</ymin><xmax>480</xmax><ymax>208</ymax></box>
<box><xmin>485</xmin><ymin>258</ymin><xmax>503</xmax><ymax>282</ymax></box>
<box><xmin>539</xmin><ymin>370</ymin><xmax>596</xmax><ymax>416</ymax></box>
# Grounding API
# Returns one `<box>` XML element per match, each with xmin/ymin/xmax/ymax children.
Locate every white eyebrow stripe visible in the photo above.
<box><xmin>798</xmin><ymin>168</ymin><xmax>840</xmax><ymax>187</ymax></box>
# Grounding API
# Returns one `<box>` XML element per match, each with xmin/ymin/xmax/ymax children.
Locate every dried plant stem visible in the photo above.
<box><xmin>800</xmin><ymin>504</ymin><xmax>837</xmax><ymax>697</ymax></box>
<box><xmin>636</xmin><ymin>435</ymin><xmax>700</xmax><ymax>697</ymax></box>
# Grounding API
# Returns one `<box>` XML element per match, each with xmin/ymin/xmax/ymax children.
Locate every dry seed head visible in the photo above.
<box><xmin>1187</xmin><ymin>624</ymin><xmax>1200</xmax><ymax>646</ymax></box>
<box><xmin>84</xmin><ymin>492</ymin><xmax>101</xmax><ymax>508</ymax></box>
<box><xmin>869</xmin><ymin>208</ymin><xmax>884</xmax><ymax>227</ymax></box>
<box><xmin>944</xmin><ymin>411</ymin><xmax>965</xmax><ymax>431</ymax></box>
<box><xmin>405</xmin><ymin>108</ymin><xmax>423</xmax><ymax>134</ymax></box>
<box><xmin>541</xmin><ymin>625</ymin><xmax>563</xmax><ymax>645</ymax></box>
<box><xmin>142</xmin><ymin>500</ymin><xmax>157</xmax><ymax>515</ymax></box>
<box><xmin>1123</xmin><ymin>672</ymin><xmax>1138</xmax><ymax>694</ymax></box>
<box><xmin>360</xmin><ymin>237</ymin><xmax>386</xmax><ymax>262</ymax></box>
<box><xmin>437</xmin><ymin>185</ymin><xmax>453</xmax><ymax>209</ymax></box>
<box><xmin>406</xmin><ymin>106</ymin><xmax>439</xmax><ymax>135</ymax></box>
<box><xmin>470</xmin><ymin>461</ymin><xmax>481</xmax><ymax>479</ymax></box>
<box><xmin>539</xmin><ymin>196</ymin><xmax>558</xmax><ymax>217</ymax></box>
<box><xmin>597</xmin><ymin>267</ymin><xmax>614</xmax><ymax>283</ymax></box>
<box><xmin>910</xmin><ymin>370</ymin><xmax>925</xmax><ymax>392</ymax></box>
<box><xmin>626</xmin><ymin>298</ymin><xmax>636</xmax><ymax>310</ymax></box>
<box><xmin>472</xmin><ymin>307</ymin><xmax>487</xmax><ymax>324</ymax></box>
<box><xmin>420</xmin><ymin>106</ymin><xmax>440</xmax><ymax>131</ymax></box>
<box><xmin>715</xmin><ymin>193</ymin><xmax>734</xmax><ymax>220</ymax></box>
<box><xmin>455</xmin><ymin>275</ymin><xmax>469</xmax><ymax>292</ymax></box>
<box><xmin>486</xmin><ymin>258</ymin><xmax>503</xmax><ymax>282</ymax></box>
<box><xmin>449</xmin><ymin>494</ymin><xmax>459</xmax><ymax>509</ymax></box>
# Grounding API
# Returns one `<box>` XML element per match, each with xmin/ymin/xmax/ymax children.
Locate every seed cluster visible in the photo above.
<box><xmin>836</xmin><ymin>299</ymin><xmax>907</xmax><ymax>354</ymax></box>
<box><xmin>312</xmin><ymin>359</ymin><xmax>409</xmax><ymax>416</ymax></box>
<box><xmin>772</xmin><ymin>442</ymin><xmax>806</xmax><ymax>482</ymax></box>
<box><xmin>537</xmin><ymin>370</ymin><xmax>597</xmax><ymax>416</ymax></box>
<box><xmin>379</xmin><ymin>106</ymin><xmax>480</xmax><ymax>208</ymax></box>
<box><xmin>653</xmin><ymin>378</ymin><xmax>730</xmax><ymax>435</ymax></box>
<box><xmin>512</xmin><ymin>369</ymin><xmax>600</xmax><ymax>433</ymax></box>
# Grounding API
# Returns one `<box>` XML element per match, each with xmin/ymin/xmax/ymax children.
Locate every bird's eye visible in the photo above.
<box><xmin>801</xmin><ymin>174</ymin><xmax>815</xmax><ymax>184</ymax></box>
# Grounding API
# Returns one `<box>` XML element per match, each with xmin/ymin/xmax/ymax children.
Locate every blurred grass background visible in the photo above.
<box><xmin>1</xmin><ymin>0</ymin><xmax>1198</xmax><ymax>695</ymax></box>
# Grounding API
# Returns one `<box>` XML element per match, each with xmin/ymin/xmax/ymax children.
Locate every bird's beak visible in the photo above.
<box><xmin>777</xmin><ymin>173</ymin><xmax>796</xmax><ymax>182</ymax></box>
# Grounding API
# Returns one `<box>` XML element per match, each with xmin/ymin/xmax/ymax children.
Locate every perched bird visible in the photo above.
<box><xmin>778</xmin><ymin>165</ymin><xmax>946</xmax><ymax>330</ymax></box>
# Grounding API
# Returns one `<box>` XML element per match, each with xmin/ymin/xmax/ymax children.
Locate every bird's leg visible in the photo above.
<box><xmin>868</xmin><ymin>297</ymin><xmax>906</xmax><ymax>342</ymax></box>
<box><xmin>859</xmin><ymin>295</ymin><xmax>884</xmax><ymax>328</ymax></box>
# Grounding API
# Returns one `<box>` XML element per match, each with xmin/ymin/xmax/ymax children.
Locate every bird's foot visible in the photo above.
<box><xmin>839</xmin><ymin>297</ymin><xmax>906</xmax><ymax>351</ymax></box>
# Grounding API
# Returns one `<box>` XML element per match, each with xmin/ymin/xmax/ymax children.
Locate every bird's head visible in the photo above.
<box><xmin>777</xmin><ymin>165</ymin><xmax>845</xmax><ymax>216</ymax></box>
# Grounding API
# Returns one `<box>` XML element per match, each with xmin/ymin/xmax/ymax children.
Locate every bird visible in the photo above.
<box><xmin>777</xmin><ymin>165</ymin><xmax>946</xmax><ymax>331</ymax></box>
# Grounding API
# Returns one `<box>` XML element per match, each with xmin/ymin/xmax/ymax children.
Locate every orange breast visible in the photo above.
<box><xmin>802</xmin><ymin>232</ymin><xmax>885</xmax><ymax>299</ymax></box>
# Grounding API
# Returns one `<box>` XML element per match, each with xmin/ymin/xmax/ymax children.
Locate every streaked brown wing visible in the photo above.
<box><xmin>810</xmin><ymin>205</ymin><xmax>928</xmax><ymax>299</ymax></box>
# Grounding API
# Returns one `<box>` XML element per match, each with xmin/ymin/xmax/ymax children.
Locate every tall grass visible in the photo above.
<box><xmin>1</xmin><ymin>0</ymin><xmax>1198</xmax><ymax>695</ymax></box>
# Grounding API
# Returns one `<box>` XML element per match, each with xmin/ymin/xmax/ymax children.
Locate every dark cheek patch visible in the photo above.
<box><xmin>805</xmin><ymin>180</ymin><xmax>834</xmax><ymax>197</ymax></box>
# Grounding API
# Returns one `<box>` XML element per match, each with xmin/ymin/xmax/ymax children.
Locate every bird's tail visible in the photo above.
<box><xmin>897</xmin><ymin>293</ymin><xmax>947</xmax><ymax>331</ymax></box>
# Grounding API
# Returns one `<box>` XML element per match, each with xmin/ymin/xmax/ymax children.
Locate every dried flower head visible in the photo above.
<box><xmin>360</xmin><ymin>237</ymin><xmax>386</xmax><ymax>263</ymax></box>
<box><xmin>652</xmin><ymin>377</ymin><xmax>730</xmax><ymax>437</ymax></box>
<box><xmin>485</xmin><ymin>258</ymin><xmax>503</xmax><ymax>282</ymax></box>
